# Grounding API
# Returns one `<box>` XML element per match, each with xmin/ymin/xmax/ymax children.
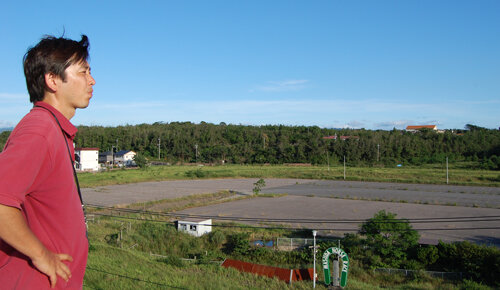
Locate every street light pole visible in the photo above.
<box><xmin>158</xmin><ymin>137</ymin><xmax>161</xmax><ymax>160</ymax></box>
<box><xmin>343</xmin><ymin>155</ymin><xmax>346</xmax><ymax>180</ymax></box>
<box><xmin>195</xmin><ymin>144</ymin><xmax>198</xmax><ymax>164</ymax></box>
<box><xmin>377</xmin><ymin>144</ymin><xmax>380</xmax><ymax>162</ymax></box>
<box><xmin>313</xmin><ymin>230</ymin><xmax>317</xmax><ymax>288</ymax></box>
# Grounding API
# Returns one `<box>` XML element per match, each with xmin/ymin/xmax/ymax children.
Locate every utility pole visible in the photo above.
<box><xmin>377</xmin><ymin>144</ymin><xmax>380</xmax><ymax>162</ymax></box>
<box><xmin>195</xmin><ymin>144</ymin><xmax>198</xmax><ymax>164</ymax></box>
<box><xmin>446</xmin><ymin>156</ymin><xmax>449</xmax><ymax>184</ymax></box>
<box><xmin>158</xmin><ymin>137</ymin><xmax>161</xmax><ymax>160</ymax></box>
<box><xmin>343</xmin><ymin>155</ymin><xmax>346</xmax><ymax>180</ymax></box>
<box><xmin>111</xmin><ymin>146</ymin><xmax>115</xmax><ymax>168</ymax></box>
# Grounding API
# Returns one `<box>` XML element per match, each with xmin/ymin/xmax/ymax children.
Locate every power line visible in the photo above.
<box><xmin>86</xmin><ymin>266</ymin><xmax>183</xmax><ymax>289</ymax></box>
<box><xmin>89</xmin><ymin>213</ymin><xmax>500</xmax><ymax>232</ymax></box>
<box><xmin>86</xmin><ymin>204</ymin><xmax>500</xmax><ymax>224</ymax></box>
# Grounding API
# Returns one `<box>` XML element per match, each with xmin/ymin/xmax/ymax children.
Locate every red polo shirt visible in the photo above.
<box><xmin>0</xmin><ymin>102</ymin><xmax>88</xmax><ymax>289</ymax></box>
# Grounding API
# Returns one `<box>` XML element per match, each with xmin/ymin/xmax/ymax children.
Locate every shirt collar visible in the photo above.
<box><xmin>34</xmin><ymin>101</ymin><xmax>78</xmax><ymax>138</ymax></box>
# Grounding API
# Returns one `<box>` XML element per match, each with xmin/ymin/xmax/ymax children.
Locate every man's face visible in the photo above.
<box><xmin>57</xmin><ymin>60</ymin><xmax>96</xmax><ymax>110</ymax></box>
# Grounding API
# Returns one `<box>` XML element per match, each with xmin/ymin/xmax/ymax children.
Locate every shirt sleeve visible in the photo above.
<box><xmin>0</xmin><ymin>132</ymin><xmax>51</xmax><ymax>209</ymax></box>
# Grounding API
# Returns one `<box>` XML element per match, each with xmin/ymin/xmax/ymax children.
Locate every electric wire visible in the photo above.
<box><xmin>89</xmin><ymin>212</ymin><xmax>500</xmax><ymax>232</ymax></box>
<box><xmin>85</xmin><ymin>204</ymin><xmax>500</xmax><ymax>224</ymax></box>
<box><xmin>86</xmin><ymin>266</ymin><xmax>182</xmax><ymax>289</ymax></box>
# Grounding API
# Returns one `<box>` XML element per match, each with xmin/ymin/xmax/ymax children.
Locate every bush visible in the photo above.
<box><xmin>207</xmin><ymin>230</ymin><xmax>226</xmax><ymax>248</ymax></box>
<box><xmin>225</xmin><ymin>233</ymin><xmax>250</xmax><ymax>256</ymax></box>
<box><xmin>360</xmin><ymin>210</ymin><xmax>420</xmax><ymax>268</ymax></box>
<box><xmin>252</xmin><ymin>178</ymin><xmax>266</xmax><ymax>195</ymax></box>
<box><xmin>185</xmin><ymin>168</ymin><xmax>207</xmax><ymax>178</ymax></box>
<box><xmin>158</xmin><ymin>255</ymin><xmax>186</xmax><ymax>267</ymax></box>
<box><xmin>416</xmin><ymin>245</ymin><xmax>439</xmax><ymax>266</ymax></box>
<box><xmin>435</xmin><ymin>241</ymin><xmax>500</xmax><ymax>286</ymax></box>
<box><xmin>133</xmin><ymin>153</ymin><xmax>148</xmax><ymax>168</ymax></box>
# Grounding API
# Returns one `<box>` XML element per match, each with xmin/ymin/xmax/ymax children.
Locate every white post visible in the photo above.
<box><xmin>446</xmin><ymin>157</ymin><xmax>449</xmax><ymax>184</ymax></box>
<box><xmin>158</xmin><ymin>137</ymin><xmax>161</xmax><ymax>160</ymax></box>
<box><xmin>343</xmin><ymin>155</ymin><xmax>346</xmax><ymax>180</ymax></box>
<box><xmin>377</xmin><ymin>143</ymin><xmax>380</xmax><ymax>162</ymax></box>
<box><xmin>333</xmin><ymin>259</ymin><xmax>340</xmax><ymax>286</ymax></box>
<box><xmin>313</xmin><ymin>230</ymin><xmax>317</xmax><ymax>288</ymax></box>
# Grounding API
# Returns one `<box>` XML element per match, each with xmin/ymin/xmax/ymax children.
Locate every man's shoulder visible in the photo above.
<box><xmin>11</xmin><ymin>108</ymin><xmax>58</xmax><ymax>137</ymax></box>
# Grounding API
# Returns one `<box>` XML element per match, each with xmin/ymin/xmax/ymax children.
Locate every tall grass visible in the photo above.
<box><xmin>78</xmin><ymin>164</ymin><xmax>500</xmax><ymax>188</ymax></box>
<box><xmin>85</xmin><ymin>218</ymin><xmax>493</xmax><ymax>289</ymax></box>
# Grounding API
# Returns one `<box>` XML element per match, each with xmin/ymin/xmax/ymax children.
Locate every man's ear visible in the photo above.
<box><xmin>44</xmin><ymin>73</ymin><xmax>58</xmax><ymax>93</ymax></box>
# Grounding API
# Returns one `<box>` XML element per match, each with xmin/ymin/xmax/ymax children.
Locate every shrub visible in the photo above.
<box><xmin>360</xmin><ymin>210</ymin><xmax>420</xmax><ymax>268</ymax></box>
<box><xmin>225</xmin><ymin>233</ymin><xmax>250</xmax><ymax>256</ymax></box>
<box><xmin>208</xmin><ymin>230</ymin><xmax>226</xmax><ymax>248</ymax></box>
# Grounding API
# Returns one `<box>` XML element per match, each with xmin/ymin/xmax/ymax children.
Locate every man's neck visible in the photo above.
<box><xmin>41</xmin><ymin>95</ymin><xmax>75</xmax><ymax>120</ymax></box>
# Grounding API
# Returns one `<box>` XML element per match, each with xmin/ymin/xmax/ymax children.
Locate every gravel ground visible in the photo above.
<box><xmin>261</xmin><ymin>180</ymin><xmax>500</xmax><ymax>208</ymax></box>
<box><xmin>177</xmin><ymin>195</ymin><xmax>500</xmax><ymax>246</ymax></box>
<box><xmin>82</xmin><ymin>178</ymin><xmax>315</xmax><ymax>206</ymax></box>
<box><xmin>82</xmin><ymin>178</ymin><xmax>500</xmax><ymax>246</ymax></box>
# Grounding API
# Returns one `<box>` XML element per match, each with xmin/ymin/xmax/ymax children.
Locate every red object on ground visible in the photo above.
<box><xmin>221</xmin><ymin>259</ymin><xmax>314</xmax><ymax>283</ymax></box>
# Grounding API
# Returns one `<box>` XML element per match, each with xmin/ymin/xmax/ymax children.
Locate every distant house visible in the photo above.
<box><xmin>114</xmin><ymin>150</ymin><xmax>137</xmax><ymax>167</ymax></box>
<box><xmin>340</xmin><ymin>136</ymin><xmax>359</xmax><ymax>141</ymax></box>
<box><xmin>98</xmin><ymin>151</ymin><xmax>114</xmax><ymax>166</ymax></box>
<box><xmin>176</xmin><ymin>218</ymin><xmax>212</xmax><ymax>237</ymax></box>
<box><xmin>322</xmin><ymin>135</ymin><xmax>337</xmax><ymax>140</ymax></box>
<box><xmin>406</xmin><ymin>125</ymin><xmax>438</xmax><ymax>132</ymax></box>
<box><xmin>75</xmin><ymin>148</ymin><xmax>99</xmax><ymax>172</ymax></box>
<box><xmin>99</xmin><ymin>150</ymin><xmax>137</xmax><ymax>167</ymax></box>
<box><xmin>322</xmin><ymin>135</ymin><xmax>359</xmax><ymax>141</ymax></box>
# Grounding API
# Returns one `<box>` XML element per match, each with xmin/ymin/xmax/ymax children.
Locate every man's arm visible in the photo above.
<box><xmin>0</xmin><ymin>204</ymin><xmax>72</xmax><ymax>288</ymax></box>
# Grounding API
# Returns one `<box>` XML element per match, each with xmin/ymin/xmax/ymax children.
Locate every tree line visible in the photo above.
<box><xmin>1</xmin><ymin>122</ymin><xmax>499</xmax><ymax>169</ymax></box>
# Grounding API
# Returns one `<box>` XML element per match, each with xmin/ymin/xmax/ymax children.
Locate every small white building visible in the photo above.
<box><xmin>176</xmin><ymin>218</ymin><xmax>212</xmax><ymax>237</ymax></box>
<box><xmin>114</xmin><ymin>150</ymin><xmax>137</xmax><ymax>167</ymax></box>
<box><xmin>75</xmin><ymin>148</ymin><xmax>99</xmax><ymax>172</ymax></box>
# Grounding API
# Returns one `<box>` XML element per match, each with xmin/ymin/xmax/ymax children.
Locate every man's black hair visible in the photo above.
<box><xmin>23</xmin><ymin>35</ymin><xmax>90</xmax><ymax>103</ymax></box>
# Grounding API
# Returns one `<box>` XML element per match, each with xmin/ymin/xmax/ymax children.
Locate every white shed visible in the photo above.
<box><xmin>176</xmin><ymin>218</ymin><xmax>212</xmax><ymax>237</ymax></box>
<box><xmin>75</xmin><ymin>148</ymin><xmax>99</xmax><ymax>172</ymax></box>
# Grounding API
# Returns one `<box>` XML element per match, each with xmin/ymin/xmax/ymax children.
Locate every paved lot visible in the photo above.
<box><xmin>261</xmin><ymin>180</ymin><xmax>500</xmax><ymax>208</ymax></box>
<box><xmin>82</xmin><ymin>178</ymin><xmax>500</xmax><ymax>245</ymax></box>
<box><xmin>177</xmin><ymin>195</ymin><xmax>500</xmax><ymax>246</ymax></box>
<box><xmin>82</xmin><ymin>178</ymin><xmax>315</xmax><ymax>206</ymax></box>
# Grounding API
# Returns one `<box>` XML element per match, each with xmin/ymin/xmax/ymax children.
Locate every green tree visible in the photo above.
<box><xmin>360</xmin><ymin>210</ymin><xmax>420</xmax><ymax>268</ymax></box>
<box><xmin>252</xmin><ymin>178</ymin><xmax>266</xmax><ymax>195</ymax></box>
<box><xmin>133</xmin><ymin>153</ymin><xmax>148</xmax><ymax>168</ymax></box>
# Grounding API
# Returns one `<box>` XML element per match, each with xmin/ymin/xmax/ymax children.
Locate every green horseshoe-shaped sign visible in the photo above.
<box><xmin>322</xmin><ymin>247</ymin><xmax>349</xmax><ymax>287</ymax></box>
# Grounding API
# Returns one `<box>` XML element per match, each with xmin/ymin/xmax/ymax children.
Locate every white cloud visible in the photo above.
<box><xmin>346</xmin><ymin>120</ymin><xmax>366</xmax><ymax>128</ymax></box>
<box><xmin>0</xmin><ymin>120</ymin><xmax>14</xmax><ymax>128</ymax></box>
<box><xmin>0</xmin><ymin>93</ymin><xmax>27</xmax><ymax>104</ymax></box>
<box><xmin>252</xmin><ymin>79</ymin><xmax>309</xmax><ymax>92</ymax></box>
<box><xmin>374</xmin><ymin>120</ymin><xmax>413</xmax><ymax>129</ymax></box>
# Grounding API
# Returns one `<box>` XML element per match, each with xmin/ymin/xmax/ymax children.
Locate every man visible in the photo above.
<box><xmin>0</xmin><ymin>35</ymin><xmax>95</xmax><ymax>289</ymax></box>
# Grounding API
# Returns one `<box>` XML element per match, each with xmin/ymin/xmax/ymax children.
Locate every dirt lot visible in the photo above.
<box><xmin>82</xmin><ymin>178</ymin><xmax>500</xmax><ymax>246</ymax></box>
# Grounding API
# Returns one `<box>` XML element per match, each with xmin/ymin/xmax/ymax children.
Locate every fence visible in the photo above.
<box><xmin>375</xmin><ymin>268</ymin><xmax>464</xmax><ymax>280</ymax></box>
<box><xmin>276</xmin><ymin>237</ymin><xmax>340</xmax><ymax>251</ymax></box>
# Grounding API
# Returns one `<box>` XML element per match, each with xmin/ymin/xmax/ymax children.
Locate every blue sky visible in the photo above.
<box><xmin>1</xmin><ymin>1</ymin><xmax>499</xmax><ymax>130</ymax></box>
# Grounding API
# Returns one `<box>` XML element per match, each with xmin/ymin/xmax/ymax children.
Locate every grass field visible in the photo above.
<box><xmin>84</xmin><ymin>217</ymin><xmax>491</xmax><ymax>289</ymax></box>
<box><xmin>78</xmin><ymin>163</ymin><xmax>500</xmax><ymax>188</ymax></box>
